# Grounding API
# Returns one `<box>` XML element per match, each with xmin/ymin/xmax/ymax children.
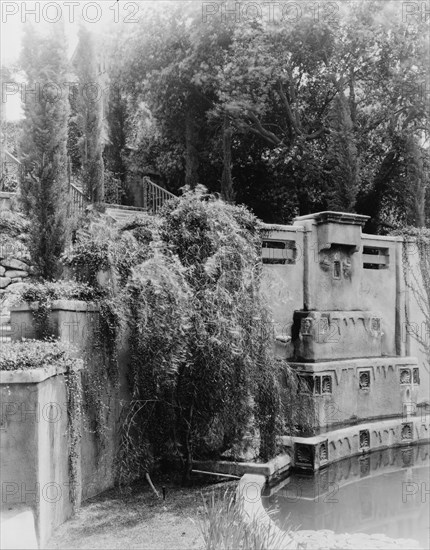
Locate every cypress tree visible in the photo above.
<box><xmin>74</xmin><ymin>25</ymin><xmax>104</xmax><ymax>204</ymax></box>
<box><xmin>326</xmin><ymin>91</ymin><xmax>359</xmax><ymax>212</ymax></box>
<box><xmin>20</xmin><ymin>24</ymin><xmax>69</xmax><ymax>279</ymax></box>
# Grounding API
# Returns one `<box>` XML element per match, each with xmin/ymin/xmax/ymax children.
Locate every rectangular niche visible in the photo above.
<box><xmin>318</xmin><ymin>440</ymin><xmax>328</xmax><ymax>464</ymax></box>
<box><xmin>359</xmin><ymin>370</ymin><xmax>371</xmax><ymax>390</ymax></box>
<box><xmin>362</xmin><ymin>246</ymin><xmax>389</xmax><ymax>269</ymax></box>
<box><xmin>262</xmin><ymin>240</ymin><xmax>297</xmax><ymax>265</ymax></box>
<box><xmin>321</xmin><ymin>375</ymin><xmax>332</xmax><ymax>394</ymax></box>
<box><xmin>401</xmin><ymin>423</ymin><xmax>413</xmax><ymax>441</ymax></box>
<box><xmin>295</xmin><ymin>443</ymin><xmax>315</xmax><ymax>469</ymax></box>
<box><xmin>413</xmin><ymin>368</ymin><xmax>420</xmax><ymax>384</ymax></box>
<box><xmin>299</xmin><ymin>375</ymin><xmax>332</xmax><ymax>396</ymax></box>
<box><xmin>400</xmin><ymin>368</ymin><xmax>412</xmax><ymax>384</ymax></box>
<box><xmin>359</xmin><ymin>429</ymin><xmax>370</xmax><ymax>450</ymax></box>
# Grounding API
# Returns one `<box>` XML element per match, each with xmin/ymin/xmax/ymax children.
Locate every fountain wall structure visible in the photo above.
<box><xmin>261</xmin><ymin>212</ymin><xmax>430</xmax><ymax>470</ymax></box>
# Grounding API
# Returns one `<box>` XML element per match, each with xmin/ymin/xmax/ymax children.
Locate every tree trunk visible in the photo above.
<box><xmin>185</xmin><ymin>111</ymin><xmax>199</xmax><ymax>189</ymax></box>
<box><xmin>221</xmin><ymin>115</ymin><xmax>235</xmax><ymax>202</ymax></box>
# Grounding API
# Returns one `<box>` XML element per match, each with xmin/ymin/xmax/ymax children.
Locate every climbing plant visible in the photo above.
<box><xmin>393</xmin><ymin>227</ymin><xmax>430</xmax><ymax>371</ymax></box>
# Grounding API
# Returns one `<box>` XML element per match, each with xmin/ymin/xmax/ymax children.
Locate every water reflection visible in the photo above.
<box><xmin>264</xmin><ymin>444</ymin><xmax>430</xmax><ymax>549</ymax></box>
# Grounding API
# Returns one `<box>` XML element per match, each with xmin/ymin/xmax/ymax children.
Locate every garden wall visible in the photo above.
<box><xmin>3</xmin><ymin>301</ymin><xmax>131</xmax><ymax>547</ymax></box>
<box><xmin>261</xmin><ymin>221</ymin><xmax>430</xmax><ymax>406</ymax></box>
<box><xmin>0</xmin><ymin>365</ymin><xmax>74</xmax><ymax>547</ymax></box>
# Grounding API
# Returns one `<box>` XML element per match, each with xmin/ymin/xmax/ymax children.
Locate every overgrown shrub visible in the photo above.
<box><xmin>63</xmin><ymin>188</ymin><xmax>304</xmax><ymax>484</ymax></box>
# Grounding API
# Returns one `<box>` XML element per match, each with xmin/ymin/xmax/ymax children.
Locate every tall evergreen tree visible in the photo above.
<box><xmin>74</xmin><ymin>25</ymin><xmax>104</xmax><ymax>203</ymax></box>
<box><xmin>20</xmin><ymin>24</ymin><xmax>69</xmax><ymax>279</ymax></box>
<box><xmin>325</xmin><ymin>90</ymin><xmax>359</xmax><ymax>212</ymax></box>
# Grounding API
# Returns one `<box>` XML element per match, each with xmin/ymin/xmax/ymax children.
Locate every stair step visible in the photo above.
<box><xmin>105</xmin><ymin>206</ymin><xmax>150</xmax><ymax>223</ymax></box>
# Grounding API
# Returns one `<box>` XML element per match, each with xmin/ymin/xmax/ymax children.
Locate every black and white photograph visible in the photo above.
<box><xmin>0</xmin><ymin>1</ymin><xmax>429</xmax><ymax>548</ymax></box>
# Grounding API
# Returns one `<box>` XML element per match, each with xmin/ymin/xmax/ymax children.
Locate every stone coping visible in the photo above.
<box><xmin>0</xmin><ymin>361</ymin><xmax>82</xmax><ymax>385</ymax></box>
<box><xmin>293</xmin><ymin>211</ymin><xmax>370</xmax><ymax>226</ymax></box>
<box><xmin>289</xmin><ymin>356</ymin><xmax>418</xmax><ymax>372</ymax></box>
<box><xmin>279</xmin><ymin>415</ymin><xmax>430</xmax><ymax>449</ymax></box>
<box><xmin>362</xmin><ymin>233</ymin><xmax>402</xmax><ymax>242</ymax></box>
<box><xmin>11</xmin><ymin>300</ymin><xmax>99</xmax><ymax>312</ymax></box>
<box><xmin>237</xmin><ymin>473</ymin><xmax>294</xmax><ymax>549</ymax></box>
<box><xmin>260</xmin><ymin>223</ymin><xmax>304</xmax><ymax>233</ymax></box>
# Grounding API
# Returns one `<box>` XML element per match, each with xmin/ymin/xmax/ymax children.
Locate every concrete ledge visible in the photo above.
<box><xmin>11</xmin><ymin>300</ymin><xmax>99</xmax><ymax>313</ymax></box>
<box><xmin>237</xmin><ymin>474</ymin><xmax>294</xmax><ymax>549</ymax></box>
<box><xmin>193</xmin><ymin>453</ymin><xmax>291</xmax><ymax>482</ymax></box>
<box><xmin>0</xmin><ymin>361</ymin><xmax>82</xmax><ymax>385</ymax></box>
<box><xmin>280</xmin><ymin>416</ymin><xmax>430</xmax><ymax>470</ymax></box>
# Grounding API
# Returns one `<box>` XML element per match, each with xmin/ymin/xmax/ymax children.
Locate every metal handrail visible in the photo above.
<box><xmin>69</xmin><ymin>182</ymin><xmax>87</xmax><ymax>216</ymax></box>
<box><xmin>142</xmin><ymin>177</ymin><xmax>176</xmax><ymax>213</ymax></box>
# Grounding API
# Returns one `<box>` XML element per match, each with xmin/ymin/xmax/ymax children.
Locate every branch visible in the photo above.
<box><xmin>243</xmin><ymin>111</ymin><xmax>282</xmax><ymax>146</ymax></box>
<box><xmin>278</xmin><ymin>81</ymin><xmax>300</xmax><ymax>136</ymax></box>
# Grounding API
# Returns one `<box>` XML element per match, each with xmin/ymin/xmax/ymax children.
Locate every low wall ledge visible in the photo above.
<box><xmin>10</xmin><ymin>300</ymin><xmax>99</xmax><ymax>313</ymax></box>
<box><xmin>0</xmin><ymin>361</ymin><xmax>83</xmax><ymax>385</ymax></box>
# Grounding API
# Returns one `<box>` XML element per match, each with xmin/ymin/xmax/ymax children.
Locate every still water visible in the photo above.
<box><xmin>263</xmin><ymin>444</ymin><xmax>430</xmax><ymax>549</ymax></box>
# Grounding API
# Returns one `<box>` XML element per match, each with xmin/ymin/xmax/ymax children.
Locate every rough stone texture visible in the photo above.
<box><xmin>4</xmin><ymin>269</ymin><xmax>28</xmax><ymax>279</ymax></box>
<box><xmin>1</xmin><ymin>257</ymin><xmax>29</xmax><ymax>271</ymax></box>
<box><xmin>0</xmin><ymin>266</ymin><xmax>5</xmax><ymax>276</ymax></box>
<box><xmin>0</xmin><ymin>277</ymin><xmax>11</xmax><ymax>289</ymax></box>
<box><xmin>4</xmin><ymin>282</ymin><xmax>27</xmax><ymax>295</ymax></box>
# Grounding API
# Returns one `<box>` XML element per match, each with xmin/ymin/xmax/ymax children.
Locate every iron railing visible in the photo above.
<box><xmin>141</xmin><ymin>177</ymin><xmax>176</xmax><ymax>213</ymax></box>
<box><xmin>69</xmin><ymin>182</ymin><xmax>87</xmax><ymax>216</ymax></box>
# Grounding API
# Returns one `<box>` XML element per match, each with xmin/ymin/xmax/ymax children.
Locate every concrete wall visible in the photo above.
<box><xmin>5</xmin><ymin>301</ymin><xmax>131</xmax><ymax>546</ymax></box>
<box><xmin>0</xmin><ymin>366</ymin><xmax>73</xmax><ymax>547</ymax></box>
<box><xmin>261</xmin><ymin>218</ymin><xmax>430</xmax><ymax>408</ymax></box>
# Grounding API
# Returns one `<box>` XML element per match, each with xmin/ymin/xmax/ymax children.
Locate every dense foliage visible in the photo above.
<box><xmin>64</xmin><ymin>189</ymin><xmax>297</xmax><ymax>482</ymax></box>
<box><xmin>106</xmin><ymin>0</ymin><xmax>428</xmax><ymax>230</ymax></box>
<box><xmin>0</xmin><ymin>340</ymin><xmax>76</xmax><ymax>371</ymax></box>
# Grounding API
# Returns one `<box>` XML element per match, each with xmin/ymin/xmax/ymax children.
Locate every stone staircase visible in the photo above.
<box><xmin>105</xmin><ymin>204</ymin><xmax>149</xmax><ymax>223</ymax></box>
<box><xmin>69</xmin><ymin>177</ymin><xmax>176</xmax><ymax>219</ymax></box>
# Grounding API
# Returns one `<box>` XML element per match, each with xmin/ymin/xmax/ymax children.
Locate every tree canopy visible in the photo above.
<box><xmin>108</xmin><ymin>0</ymin><xmax>428</xmax><ymax>230</ymax></box>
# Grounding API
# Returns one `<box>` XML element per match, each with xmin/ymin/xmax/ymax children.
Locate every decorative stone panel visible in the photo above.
<box><xmin>359</xmin><ymin>429</ymin><xmax>370</xmax><ymax>449</ymax></box>
<box><xmin>400</xmin><ymin>369</ymin><xmax>411</xmax><ymax>384</ymax></box>
<box><xmin>401</xmin><ymin>423</ymin><xmax>413</xmax><ymax>441</ymax></box>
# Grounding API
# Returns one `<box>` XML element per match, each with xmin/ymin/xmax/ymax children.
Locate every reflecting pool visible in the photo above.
<box><xmin>263</xmin><ymin>444</ymin><xmax>430</xmax><ymax>549</ymax></box>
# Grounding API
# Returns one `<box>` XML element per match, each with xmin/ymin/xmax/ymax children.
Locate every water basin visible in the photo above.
<box><xmin>263</xmin><ymin>444</ymin><xmax>430</xmax><ymax>549</ymax></box>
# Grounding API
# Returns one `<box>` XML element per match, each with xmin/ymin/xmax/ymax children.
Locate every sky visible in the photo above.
<box><xmin>0</xmin><ymin>0</ymin><xmax>134</xmax><ymax>120</ymax></box>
